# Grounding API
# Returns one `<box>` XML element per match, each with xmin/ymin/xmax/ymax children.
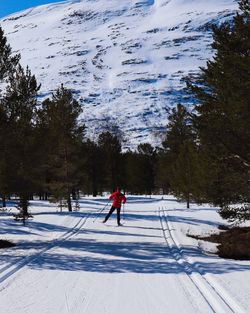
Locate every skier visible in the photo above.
<box><xmin>103</xmin><ymin>187</ymin><xmax>126</xmax><ymax>226</ymax></box>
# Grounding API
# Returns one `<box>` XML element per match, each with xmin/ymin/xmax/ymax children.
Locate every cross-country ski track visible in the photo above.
<box><xmin>0</xmin><ymin>197</ymin><xmax>249</xmax><ymax>313</ymax></box>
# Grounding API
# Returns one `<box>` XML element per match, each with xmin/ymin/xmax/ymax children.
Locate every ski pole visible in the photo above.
<box><xmin>122</xmin><ymin>203</ymin><xmax>125</xmax><ymax>221</ymax></box>
<box><xmin>93</xmin><ymin>201</ymin><xmax>110</xmax><ymax>223</ymax></box>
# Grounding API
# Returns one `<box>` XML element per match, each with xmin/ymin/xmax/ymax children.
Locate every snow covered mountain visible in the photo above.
<box><xmin>0</xmin><ymin>0</ymin><xmax>237</xmax><ymax>147</ymax></box>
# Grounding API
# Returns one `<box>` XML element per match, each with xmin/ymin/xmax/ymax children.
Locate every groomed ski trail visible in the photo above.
<box><xmin>159</xmin><ymin>207</ymin><xmax>245</xmax><ymax>313</ymax></box>
<box><xmin>0</xmin><ymin>211</ymin><xmax>90</xmax><ymax>288</ymax></box>
<box><xmin>0</xmin><ymin>197</ymin><xmax>247</xmax><ymax>313</ymax></box>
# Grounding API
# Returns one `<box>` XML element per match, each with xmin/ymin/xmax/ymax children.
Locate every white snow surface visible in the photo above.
<box><xmin>0</xmin><ymin>0</ymin><xmax>238</xmax><ymax>147</ymax></box>
<box><xmin>0</xmin><ymin>196</ymin><xmax>249</xmax><ymax>313</ymax></box>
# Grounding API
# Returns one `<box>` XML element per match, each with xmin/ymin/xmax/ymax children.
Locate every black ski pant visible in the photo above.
<box><xmin>104</xmin><ymin>206</ymin><xmax>121</xmax><ymax>225</ymax></box>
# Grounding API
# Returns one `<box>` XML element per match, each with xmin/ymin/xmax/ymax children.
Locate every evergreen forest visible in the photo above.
<box><xmin>0</xmin><ymin>0</ymin><xmax>249</xmax><ymax>223</ymax></box>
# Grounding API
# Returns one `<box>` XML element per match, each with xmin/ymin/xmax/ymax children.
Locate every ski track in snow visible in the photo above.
<box><xmin>0</xmin><ymin>197</ymin><xmax>249</xmax><ymax>313</ymax></box>
<box><xmin>0</xmin><ymin>211</ymin><xmax>90</xmax><ymax>288</ymax></box>
<box><xmin>159</xmin><ymin>207</ymin><xmax>246</xmax><ymax>313</ymax></box>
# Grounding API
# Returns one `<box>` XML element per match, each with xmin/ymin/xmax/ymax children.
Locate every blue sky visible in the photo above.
<box><xmin>0</xmin><ymin>1</ymin><xmax>65</xmax><ymax>18</ymax></box>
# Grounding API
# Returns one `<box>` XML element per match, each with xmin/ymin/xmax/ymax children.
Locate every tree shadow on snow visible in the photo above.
<box><xmin>167</xmin><ymin>215</ymin><xmax>221</xmax><ymax>228</ymax></box>
<box><xmin>26</xmin><ymin>238</ymin><xmax>250</xmax><ymax>275</ymax></box>
<box><xmin>121</xmin><ymin>212</ymin><xmax>221</xmax><ymax>229</ymax></box>
<box><xmin>80</xmin><ymin>228</ymin><xmax>162</xmax><ymax>239</ymax></box>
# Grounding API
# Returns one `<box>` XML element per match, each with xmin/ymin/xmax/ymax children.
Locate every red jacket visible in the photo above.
<box><xmin>109</xmin><ymin>191</ymin><xmax>126</xmax><ymax>209</ymax></box>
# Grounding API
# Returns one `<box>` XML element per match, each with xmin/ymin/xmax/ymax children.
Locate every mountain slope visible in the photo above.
<box><xmin>0</xmin><ymin>0</ymin><xmax>237</xmax><ymax>146</ymax></box>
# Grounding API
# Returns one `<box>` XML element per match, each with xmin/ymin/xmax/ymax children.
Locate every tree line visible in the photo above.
<box><xmin>0</xmin><ymin>0</ymin><xmax>249</xmax><ymax>222</ymax></box>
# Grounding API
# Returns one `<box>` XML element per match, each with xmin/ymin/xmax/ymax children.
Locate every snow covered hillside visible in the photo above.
<box><xmin>0</xmin><ymin>0</ymin><xmax>237</xmax><ymax>146</ymax></box>
<box><xmin>0</xmin><ymin>196</ymin><xmax>249</xmax><ymax>313</ymax></box>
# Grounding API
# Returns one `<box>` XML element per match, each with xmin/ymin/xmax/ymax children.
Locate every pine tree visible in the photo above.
<box><xmin>136</xmin><ymin>143</ymin><xmax>156</xmax><ymax>195</ymax></box>
<box><xmin>170</xmin><ymin>141</ymin><xmax>203</xmax><ymax>208</ymax></box>
<box><xmin>0</xmin><ymin>27</ymin><xmax>20</xmax><ymax>82</ymax></box>
<box><xmin>98</xmin><ymin>131</ymin><xmax>123</xmax><ymax>191</ymax></box>
<box><xmin>155</xmin><ymin>148</ymin><xmax>171</xmax><ymax>195</ymax></box>
<box><xmin>0</xmin><ymin>99</ymin><xmax>8</xmax><ymax>207</ymax></box>
<box><xmin>124</xmin><ymin>150</ymin><xmax>143</xmax><ymax>194</ymax></box>
<box><xmin>0</xmin><ymin>27</ymin><xmax>20</xmax><ymax>206</ymax></box>
<box><xmin>161</xmin><ymin>104</ymin><xmax>199</xmax><ymax>208</ymax></box>
<box><xmin>187</xmin><ymin>0</ymin><xmax>250</xmax><ymax>218</ymax></box>
<box><xmin>39</xmin><ymin>85</ymin><xmax>84</xmax><ymax>211</ymax></box>
<box><xmin>78</xmin><ymin>139</ymin><xmax>105</xmax><ymax>197</ymax></box>
<box><xmin>0</xmin><ymin>65</ymin><xmax>40</xmax><ymax>215</ymax></box>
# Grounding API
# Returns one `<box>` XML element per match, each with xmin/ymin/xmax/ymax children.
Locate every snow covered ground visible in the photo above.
<box><xmin>0</xmin><ymin>0</ymin><xmax>237</xmax><ymax>147</ymax></box>
<box><xmin>0</xmin><ymin>196</ymin><xmax>249</xmax><ymax>313</ymax></box>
